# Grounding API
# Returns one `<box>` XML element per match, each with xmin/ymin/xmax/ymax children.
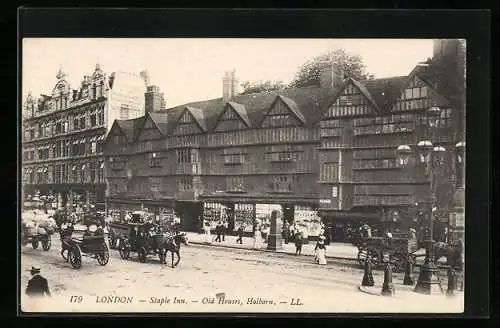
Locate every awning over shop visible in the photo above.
<box><xmin>199</xmin><ymin>193</ymin><xmax>319</xmax><ymax>206</ymax></box>
<box><xmin>100</xmin><ymin>162</ymin><xmax>105</xmax><ymax>169</ymax></box>
<box><xmin>318</xmin><ymin>209</ymin><xmax>381</xmax><ymax>220</ymax></box>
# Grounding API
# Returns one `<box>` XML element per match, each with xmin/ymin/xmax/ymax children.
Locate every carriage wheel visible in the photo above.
<box><xmin>138</xmin><ymin>247</ymin><xmax>147</xmax><ymax>263</ymax></box>
<box><xmin>69</xmin><ymin>245</ymin><xmax>82</xmax><ymax>269</ymax></box>
<box><xmin>42</xmin><ymin>235</ymin><xmax>51</xmax><ymax>251</ymax></box>
<box><xmin>31</xmin><ymin>240</ymin><xmax>39</xmax><ymax>250</ymax></box>
<box><xmin>97</xmin><ymin>243</ymin><xmax>110</xmax><ymax>266</ymax></box>
<box><xmin>119</xmin><ymin>242</ymin><xmax>131</xmax><ymax>259</ymax></box>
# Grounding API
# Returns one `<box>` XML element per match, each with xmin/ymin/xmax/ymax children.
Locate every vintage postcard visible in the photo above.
<box><xmin>20</xmin><ymin>37</ymin><xmax>466</xmax><ymax>314</ymax></box>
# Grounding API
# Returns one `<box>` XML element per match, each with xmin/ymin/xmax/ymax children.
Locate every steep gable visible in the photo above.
<box><xmin>261</xmin><ymin>95</ymin><xmax>305</xmax><ymax>128</ymax></box>
<box><xmin>103</xmin><ymin>120</ymin><xmax>128</xmax><ymax>146</ymax></box>
<box><xmin>172</xmin><ymin>107</ymin><xmax>206</xmax><ymax>136</ymax></box>
<box><xmin>136</xmin><ymin>114</ymin><xmax>164</xmax><ymax>141</ymax></box>
<box><xmin>214</xmin><ymin>102</ymin><xmax>251</xmax><ymax>132</ymax></box>
<box><xmin>322</xmin><ymin>79</ymin><xmax>377</xmax><ymax>120</ymax></box>
<box><xmin>391</xmin><ymin>74</ymin><xmax>450</xmax><ymax>112</ymax></box>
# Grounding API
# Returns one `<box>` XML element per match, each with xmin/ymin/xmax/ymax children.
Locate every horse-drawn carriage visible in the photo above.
<box><xmin>357</xmin><ymin>235</ymin><xmax>419</xmax><ymax>272</ymax></box>
<box><xmin>117</xmin><ymin>221</ymin><xmax>189</xmax><ymax>267</ymax></box>
<box><xmin>60</xmin><ymin>223</ymin><xmax>110</xmax><ymax>269</ymax></box>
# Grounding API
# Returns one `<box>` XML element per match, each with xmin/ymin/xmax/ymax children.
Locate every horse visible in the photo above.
<box><xmin>59</xmin><ymin>223</ymin><xmax>75</xmax><ymax>262</ymax></box>
<box><xmin>156</xmin><ymin>232</ymin><xmax>189</xmax><ymax>268</ymax></box>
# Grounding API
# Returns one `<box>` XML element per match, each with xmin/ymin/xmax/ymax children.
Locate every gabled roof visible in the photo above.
<box><xmin>359</xmin><ymin>76</ymin><xmax>408</xmax><ymax>112</ymax></box>
<box><xmin>227</xmin><ymin>101</ymin><xmax>251</xmax><ymax>127</ymax></box>
<box><xmin>277</xmin><ymin>95</ymin><xmax>306</xmax><ymax>124</ymax></box>
<box><xmin>147</xmin><ymin>112</ymin><xmax>169</xmax><ymax>135</ymax></box>
<box><xmin>408</xmin><ymin>64</ymin><xmax>453</xmax><ymax>107</ymax></box>
<box><xmin>350</xmin><ymin>78</ymin><xmax>382</xmax><ymax>112</ymax></box>
<box><xmin>114</xmin><ymin>116</ymin><xmax>147</xmax><ymax>142</ymax></box>
<box><xmin>185</xmin><ymin>106</ymin><xmax>208</xmax><ymax>132</ymax></box>
<box><xmin>157</xmin><ymin>85</ymin><xmax>339</xmax><ymax>131</ymax></box>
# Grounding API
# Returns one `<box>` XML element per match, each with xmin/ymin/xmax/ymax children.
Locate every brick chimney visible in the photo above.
<box><xmin>319</xmin><ymin>62</ymin><xmax>344</xmax><ymax>89</ymax></box>
<box><xmin>223</xmin><ymin>69</ymin><xmax>239</xmax><ymax>101</ymax></box>
<box><xmin>145</xmin><ymin>85</ymin><xmax>165</xmax><ymax>113</ymax></box>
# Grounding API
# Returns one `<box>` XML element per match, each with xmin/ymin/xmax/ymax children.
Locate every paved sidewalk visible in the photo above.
<box><xmin>185</xmin><ymin>232</ymin><xmax>359</xmax><ymax>260</ymax></box>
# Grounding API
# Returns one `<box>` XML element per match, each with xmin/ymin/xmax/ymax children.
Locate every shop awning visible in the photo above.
<box><xmin>100</xmin><ymin>162</ymin><xmax>105</xmax><ymax>169</ymax></box>
<box><xmin>43</xmin><ymin>167</ymin><xmax>48</xmax><ymax>173</ymax></box>
<box><xmin>81</xmin><ymin>164</ymin><xmax>86</xmax><ymax>170</ymax></box>
<box><xmin>72</xmin><ymin>165</ymin><xmax>77</xmax><ymax>171</ymax></box>
<box><xmin>317</xmin><ymin>209</ymin><xmax>381</xmax><ymax>220</ymax></box>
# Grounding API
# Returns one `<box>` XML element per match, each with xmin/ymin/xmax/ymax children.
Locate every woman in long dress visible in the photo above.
<box><xmin>314</xmin><ymin>236</ymin><xmax>327</xmax><ymax>265</ymax></box>
<box><xmin>204</xmin><ymin>221</ymin><xmax>212</xmax><ymax>243</ymax></box>
<box><xmin>253</xmin><ymin>227</ymin><xmax>262</xmax><ymax>249</ymax></box>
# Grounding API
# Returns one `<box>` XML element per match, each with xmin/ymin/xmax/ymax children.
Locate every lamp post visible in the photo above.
<box><xmin>397</xmin><ymin>106</ymin><xmax>444</xmax><ymax>295</ymax></box>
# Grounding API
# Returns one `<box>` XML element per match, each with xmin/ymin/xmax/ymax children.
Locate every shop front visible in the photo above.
<box><xmin>318</xmin><ymin>209</ymin><xmax>381</xmax><ymax>244</ymax></box>
<box><xmin>106</xmin><ymin>197</ymin><xmax>177</xmax><ymax>225</ymax></box>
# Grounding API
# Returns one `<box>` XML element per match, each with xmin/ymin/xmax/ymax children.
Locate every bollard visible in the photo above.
<box><xmin>403</xmin><ymin>256</ymin><xmax>414</xmax><ymax>286</ymax></box>
<box><xmin>362</xmin><ymin>256</ymin><xmax>375</xmax><ymax>287</ymax></box>
<box><xmin>381</xmin><ymin>261</ymin><xmax>395</xmax><ymax>296</ymax></box>
<box><xmin>447</xmin><ymin>267</ymin><xmax>456</xmax><ymax>296</ymax></box>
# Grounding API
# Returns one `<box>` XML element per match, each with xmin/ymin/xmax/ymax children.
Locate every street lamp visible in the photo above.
<box><xmin>396</xmin><ymin>106</ymin><xmax>444</xmax><ymax>295</ymax></box>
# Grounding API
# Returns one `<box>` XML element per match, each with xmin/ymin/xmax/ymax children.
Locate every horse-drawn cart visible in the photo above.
<box><xmin>60</xmin><ymin>224</ymin><xmax>110</xmax><ymax>269</ymax></box>
<box><xmin>357</xmin><ymin>236</ymin><xmax>419</xmax><ymax>272</ymax></box>
<box><xmin>21</xmin><ymin>215</ymin><xmax>56</xmax><ymax>251</ymax></box>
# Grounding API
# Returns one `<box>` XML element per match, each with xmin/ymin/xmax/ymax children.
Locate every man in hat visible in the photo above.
<box><xmin>25</xmin><ymin>266</ymin><xmax>51</xmax><ymax>297</ymax></box>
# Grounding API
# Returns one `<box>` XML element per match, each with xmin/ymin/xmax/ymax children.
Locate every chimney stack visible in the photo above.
<box><xmin>223</xmin><ymin>70</ymin><xmax>239</xmax><ymax>102</ymax></box>
<box><xmin>145</xmin><ymin>85</ymin><xmax>165</xmax><ymax>113</ymax></box>
<box><xmin>319</xmin><ymin>62</ymin><xmax>343</xmax><ymax>89</ymax></box>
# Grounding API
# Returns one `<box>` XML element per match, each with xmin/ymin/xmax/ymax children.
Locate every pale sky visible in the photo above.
<box><xmin>22</xmin><ymin>38</ymin><xmax>433</xmax><ymax>108</ymax></box>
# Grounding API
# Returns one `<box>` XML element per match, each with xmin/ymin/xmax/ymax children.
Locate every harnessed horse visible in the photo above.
<box><xmin>151</xmin><ymin>232</ymin><xmax>189</xmax><ymax>267</ymax></box>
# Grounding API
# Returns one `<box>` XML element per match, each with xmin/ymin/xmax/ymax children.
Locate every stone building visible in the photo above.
<box><xmin>22</xmin><ymin>65</ymin><xmax>151</xmax><ymax>210</ymax></box>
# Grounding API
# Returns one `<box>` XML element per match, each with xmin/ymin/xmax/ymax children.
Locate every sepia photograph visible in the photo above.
<box><xmin>20</xmin><ymin>37</ymin><xmax>466</xmax><ymax>314</ymax></box>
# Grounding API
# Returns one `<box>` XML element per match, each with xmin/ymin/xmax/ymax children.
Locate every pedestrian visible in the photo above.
<box><xmin>25</xmin><ymin>266</ymin><xmax>51</xmax><ymax>298</ymax></box>
<box><xmin>203</xmin><ymin>220</ymin><xmax>212</xmax><ymax>244</ymax></box>
<box><xmin>253</xmin><ymin>226</ymin><xmax>262</xmax><ymax>249</ymax></box>
<box><xmin>222</xmin><ymin>220</ymin><xmax>228</xmax><ymax>242</ymax></box>
<box><xmin>215</xmin><ymin>222</ymin><xmax>222</xmax><ymax>243</ymax></box>
<box><xmin>236</xmin><ymin>225</ymin><xmax>244</xmax><ymax>244</ymax></box>
<box><xmin>294</xmin><ymin>232</ymin><xmax>303</xmax><ymax>255</ymax></box>
<box><xmin>314</xmin><ymin>235</ymin><xmax>327</xmax><ymax>265</ymax></box>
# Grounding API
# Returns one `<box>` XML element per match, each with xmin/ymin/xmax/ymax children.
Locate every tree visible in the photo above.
<box><xmin>240</xmin><ymin>80</ymin><xmax>286</xmax><ymax>95</ymax></box>
<box><xmin>289</xmin><ymin>49</ymin><xmax>373</xmax><ymax>88</ymax></box>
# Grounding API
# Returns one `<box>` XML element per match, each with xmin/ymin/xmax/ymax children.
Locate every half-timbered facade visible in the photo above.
<box><xmin>103</xmin><ymin>55</ymin><xmax>464</xmax><ymax>241</ymax></box>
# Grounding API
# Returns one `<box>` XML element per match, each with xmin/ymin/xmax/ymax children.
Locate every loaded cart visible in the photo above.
<box><xmin>356</xmin><ymin>235</ymin><xmax>419</xmax><ymax>272</ymax></box>
<box><xmin>21</xmin><ymin>215</ymin><xmax>56</xmax><ymax>251</ymax></box>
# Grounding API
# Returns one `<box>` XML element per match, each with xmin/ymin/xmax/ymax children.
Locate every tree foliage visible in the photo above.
<box><xmin>240</xmin><ymin>80</ymin><xmax>286</xmax><ymax>95</ymax></box>
<box><xmin>289</xmin><ymin>49</ymin><xmax>373</xmax><ymax>88</ymax></box>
